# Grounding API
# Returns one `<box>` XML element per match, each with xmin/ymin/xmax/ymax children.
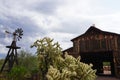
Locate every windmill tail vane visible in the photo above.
<box><xmin>5</xmin><ymin>30</ymin><xmax>12</xmax><ymax>34</ymax></box>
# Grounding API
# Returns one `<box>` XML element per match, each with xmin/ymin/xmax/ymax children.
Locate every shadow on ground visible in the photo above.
<box><xmin>96</xmin><ymin>76</ymin><xmax>120</xmax><ymax>80</ymax></box>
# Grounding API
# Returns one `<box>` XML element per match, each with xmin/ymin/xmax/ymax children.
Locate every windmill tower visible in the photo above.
<box><xmin>0</xmin><ymin>28</ymin><xmax>23</xmax><ymax>72</ymax></box>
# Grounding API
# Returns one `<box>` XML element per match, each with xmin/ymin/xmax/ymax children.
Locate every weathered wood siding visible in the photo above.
<box><xmin>79</xmin><ymin>35</ymin><xmax>117</xmax><ymax>52</ymax></box>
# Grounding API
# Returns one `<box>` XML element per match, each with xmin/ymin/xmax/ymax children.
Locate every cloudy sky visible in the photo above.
<box><xmin>0</xmin><ymin>0</ymin><xmax>120</xmax><ymax>58</ymax></box>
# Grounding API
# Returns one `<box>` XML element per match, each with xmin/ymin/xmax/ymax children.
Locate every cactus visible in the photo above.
<box><xmin>32</xmin><ymin>37</ymin><xmax>96</xmax><ymax>80</ymax></box>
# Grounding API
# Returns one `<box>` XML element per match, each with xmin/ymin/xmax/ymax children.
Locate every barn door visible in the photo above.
<box><xmin>80</xmin><ymin>51</ymin><xmax>114</xmax><ymax>76</ymax></box>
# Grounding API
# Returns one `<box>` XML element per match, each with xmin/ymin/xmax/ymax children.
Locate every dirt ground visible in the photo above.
<box><xmin>96</xmin><ymin>76</ymin><xmax>120</xmax><ymax>80</ymax></box>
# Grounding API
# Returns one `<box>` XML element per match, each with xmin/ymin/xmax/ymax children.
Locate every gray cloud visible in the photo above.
<box><xmin>1</xmin><ymin>0</ymin><xmax>120</xmax><ymax>58</ymax></box>
<box><xmin>0</xmin><ymin>15</ymin><xmax>47</xmax><ymax>58</ymax></box>
<box><xmin>0</xmin><ymin>15</ymin><xmax>46</xmax><ymax>35</ymax></box>
<box><xmin>51</xmin><ymin>19</ymin><xmax>92</xmax><ymax>35</ymax></box>
<box><xmin>0</xmin><ymin>54</ymin><xmax>6</xmax><ymax>58</ymax></box>
<box><xmin>30</xmin><ymin>0</ymin><xmax>62</xmax><ymax>14</ymax></box>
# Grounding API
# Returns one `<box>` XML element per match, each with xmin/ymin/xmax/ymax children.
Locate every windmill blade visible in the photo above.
<box><xmin>14</xmin><ymin>28</ymin><xmax>23</xmax><ymax>41</ymax></box>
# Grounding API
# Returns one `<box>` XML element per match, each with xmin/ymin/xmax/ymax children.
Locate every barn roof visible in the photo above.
<box><xmin>63</xmin><ymin>47</ymin><xmax>73</xmax><ymax>53</ymax></box>
<box><xmin>71</xmin><ymin>26</ymin><xmax>120</xmax><ymax>41</ymax></box>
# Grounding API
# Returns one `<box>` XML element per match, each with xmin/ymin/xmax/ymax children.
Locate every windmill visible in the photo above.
<box><xmin>0</xmin><ymin>28</ymin><xmax>23</xmax><ymax>72</ymax></box>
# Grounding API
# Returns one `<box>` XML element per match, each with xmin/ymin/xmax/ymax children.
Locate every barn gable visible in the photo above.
<box><xmin>63</xmin><ymin>25</ymin><xmax>120</xmax><ymax>78</ymax></box>
<box><xmin>71</xmin><ymin>26</ymin><xmax>120</xmax><ymax>42</ymax></box>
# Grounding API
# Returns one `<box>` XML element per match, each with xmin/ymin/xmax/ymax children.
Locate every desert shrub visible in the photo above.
<box><xmin>7</xmin><ymin>66</ymin><xmax>27</xmax><ymax>80</ymax></box>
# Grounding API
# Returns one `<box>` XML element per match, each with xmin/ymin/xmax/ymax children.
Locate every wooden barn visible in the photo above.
<box><xmin>63</xmin><ymin>26</ymin><xmax>120</xmax><ymax>77</ymax></box>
